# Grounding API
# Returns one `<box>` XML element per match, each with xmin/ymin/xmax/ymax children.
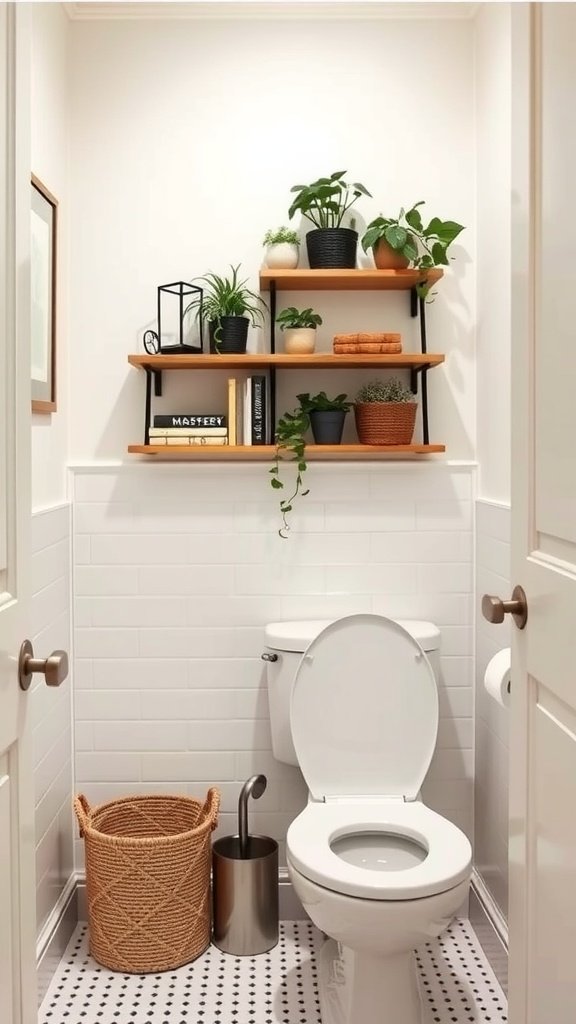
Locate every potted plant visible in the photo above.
<box><xmin>270</xmin><ymin>390</ymin><xmax>351</xmax><ymax>536</ymax></box>
<box><xmin>354</xmin><ymin>377</ymin><xmax>417</xmax><ymax>445</ymax></box>
<box><xmin>276</xmin><ymin>306</ymin><xmax>323</xmax><ymax>354</ymax></box>
<box><xmin>186</xmin><ymin>264</ymin><xmax>266</xmax><ymax>354</ymax></box>
<box><xmin>297</xmin><ymin>390</ymin><xmax>351</xmax><ymax>444</ymax></box>
<box><xmin>361</xmin><ymin>202</ymin><xmax>465</xmax><ymax>298</ymax></box>
<box><xmin>288</xmin><ymin>170</ymin><xmax>372</xmax><ymax>269</ymax></box>
<box><xmin>263</xmin><ymin>227</ymin><xmax>300</xmax><ymax>269</ymax></box>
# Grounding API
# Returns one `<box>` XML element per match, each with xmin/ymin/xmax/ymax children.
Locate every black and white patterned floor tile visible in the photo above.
<box><xmin>39</xmin><ymin>918</ymin><xmax>507</xmax><ymax>1024</ymax></box>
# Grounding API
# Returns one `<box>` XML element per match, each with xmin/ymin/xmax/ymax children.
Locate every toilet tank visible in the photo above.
<box><xmin>263</xmin><ymin>617</ymin><xmax>441</xmax><ymax>767</ymax></box>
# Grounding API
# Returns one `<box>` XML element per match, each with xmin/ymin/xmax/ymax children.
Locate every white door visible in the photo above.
<box><xmin>0</xmin><ymin>5</ymin><xmax>37</xmax><ymax>1023</ymax></box>
<box><xmin>508</xmin><ymin>4</ymin><xmax>576</xmax><ymax>1023</ymax></box>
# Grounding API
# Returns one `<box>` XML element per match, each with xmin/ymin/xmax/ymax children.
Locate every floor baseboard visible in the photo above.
<box><xmin>37</xmin><ymin>874</ymin><xmax>79</xmax><ymax>1005</ymax></box>
<box><xmin>470</xmin><ymin>869</ymin><xmax>509</xmax><ymax>994</ymax></box>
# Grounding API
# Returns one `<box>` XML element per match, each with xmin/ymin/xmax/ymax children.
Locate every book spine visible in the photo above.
<box><xmin>227</xmin><ymin>378</ymin><xmax>237</xmax><ymax>446</ymax></box>
<box><xmin>153</xmin><ymin>415</ymin><xmax>227</xmax><ymax>428</ymax></box>
<box><xmin>149</xmin><ymin>427</ymin><xmax>227</xmax><ymax>437</ymax></box>
<box><xmin>251</xmin><ymin>375</ymin><xmax>266</xmax><ymax>445</ymax></box>
<box><xmin>243</xmin><ymin>378</ymin><xmax>253</xmax><ymax>447</ymax></box>
<box><xmin>155</xmin><ymin>436</ymin><xmax>229</xmax><ymax>447</ymax></box>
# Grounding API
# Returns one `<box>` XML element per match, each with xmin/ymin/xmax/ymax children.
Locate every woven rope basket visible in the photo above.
<box><xmin>74</xmin><ymin>789</ymin><xmax>220</xmax><ymax>974</ymax></box>
<box><xmin>354</xmin><ymin>402</ymin><xmax>418</xmax><ymax>445</ymax></box>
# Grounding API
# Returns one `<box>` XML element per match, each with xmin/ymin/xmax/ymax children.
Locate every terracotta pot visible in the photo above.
<box><xmin>373</xmin><ymin>239</ymin><xmax>410</xmax><ymax>270</ymax></box>
<box><xmin>283</xmin><ymin>328</ymin><xmax>316</xmax><ymax>355</ymax></box>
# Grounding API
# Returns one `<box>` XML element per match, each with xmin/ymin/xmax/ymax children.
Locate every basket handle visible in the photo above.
<box><xmin>74</xmin><ymin>794</ymin><xmax>91</xmax><ymax>837</ymax></box>
<box><xmin>203</xmin><ymin>787</ymin><xmax>221</xmax><ymax>831</ymax></box>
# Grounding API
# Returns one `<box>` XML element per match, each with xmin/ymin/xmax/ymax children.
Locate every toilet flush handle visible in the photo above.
<box><xmin>261</xmin><ymin>652</ymin><xmax>278</xmax><ymax>662</ymax></box>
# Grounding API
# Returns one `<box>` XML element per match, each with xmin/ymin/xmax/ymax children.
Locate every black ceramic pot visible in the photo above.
<box><xmin>209</xmin><ymin>317</ymin><xmax>249</xmax><ymax>354</ymax></box>
<box><xmin>309</xmin><ymin>409</ymin><xmax>347</xmax><ymax>445</ymax></box>
<box><xmin>306</xmin><ymin>228</ymin><xmax>358</xmax><ymax>269</ymax></box>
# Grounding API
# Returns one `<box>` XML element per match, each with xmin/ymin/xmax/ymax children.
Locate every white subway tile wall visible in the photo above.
<box><xmin>72</xmin><ymin>464</ymin><xmax>475</xmax><ymax>868</ymax></box>
<box><xmin>474</xmin><ymin>500</ymin><xmax>511</xmax><ymax>919</ymax></box>
<box><xmin>31</xmin><ymin>504</ymin><xmax>74</xmax><ymax>937</ymax></box>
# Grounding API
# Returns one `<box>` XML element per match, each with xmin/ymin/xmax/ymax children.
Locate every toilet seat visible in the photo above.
<box><xmin>287</xmin><ymin>800</ymin><xmax>472</xmax><ymax>901</ymax></box>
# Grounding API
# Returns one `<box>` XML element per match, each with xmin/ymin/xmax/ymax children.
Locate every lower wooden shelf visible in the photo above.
<box><xmin>128</xmin><ymin>444</ymin><xmax>446</xmax><ymax>459</ymax></box>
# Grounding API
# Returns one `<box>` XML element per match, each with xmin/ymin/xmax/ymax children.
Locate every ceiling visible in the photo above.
<box><xmin>63</xmin><ymin>1</ymin><xmax>479</xmax><ymax>21</ymax></box>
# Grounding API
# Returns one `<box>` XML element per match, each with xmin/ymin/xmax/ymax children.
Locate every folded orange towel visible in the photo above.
<box><xmin>333</xmin><ymin>341</ymin><xmax>403</xmax><ymax>354</ymax></box>
<box><xmin>333</xmin><ymin>332</ymin><xmax>402</xmax><ymax>346</ymax></box>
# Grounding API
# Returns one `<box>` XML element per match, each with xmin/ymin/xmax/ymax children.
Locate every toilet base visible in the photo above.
<box><xmin>318</xmin><ymin>938</ymin><xmax>424</xmax><ymax>1024</ymax></box>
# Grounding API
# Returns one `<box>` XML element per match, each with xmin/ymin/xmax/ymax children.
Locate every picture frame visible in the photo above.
<box><xmin>31</xmin><ymin>174</ymin><xmax>57</xmax><ymax>413</ymax></box>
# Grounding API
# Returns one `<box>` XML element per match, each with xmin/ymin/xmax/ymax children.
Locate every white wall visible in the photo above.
<box><xmin>71</xmin><ymin>462</ymin><xmax>474</xmax><ymax>869</ymax></box>
<box><xmin>475</xmin><ymin>2</ymin><xmax>511</xmax><ymax>505</ymax></box>
<box><xmin>31</xmin><ymin>1</ymin><xmax>70</xmax><ymax>511</ymax></box>
<box><xmin>68</xmin><ymin>14</ymin><xmax>475</xmax><ymax>461</ymax></box>
<box><xmin>31</xmin><ymin>505</ymin><xmax>74</xmax><ymax>939</ymax></box>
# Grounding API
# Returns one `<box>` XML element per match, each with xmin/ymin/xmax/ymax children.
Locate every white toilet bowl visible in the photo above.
<box><xmin>264</xmin><ymin>614</ymin><xmax>473</xmax><ymax>1024</ymax></box>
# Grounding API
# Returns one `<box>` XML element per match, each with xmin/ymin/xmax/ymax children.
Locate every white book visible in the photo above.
<box><xmin>150</xmin><ymin>427</ymin><xmax>227</xmax><ymax>437</ymax></box>
<box><xmin>243</xmin><ymin>378</ymin><xmax>252</xmax><ymax>446</ymax></box>
<box><xmin>152</xmin><ymin>436</ymin><xmax>228</xmax><ymax>447</ymax></box>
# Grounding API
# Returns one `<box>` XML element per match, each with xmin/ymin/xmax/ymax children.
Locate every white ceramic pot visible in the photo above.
<box><xmin>283</xmin><ymin>328</ymin><xmax>316</xmax><ymax>355</ymax></box>
<box><xmin>265</xmin><ymin>242</ymin><xmax>299</xmax><ymax>270</ymax></box>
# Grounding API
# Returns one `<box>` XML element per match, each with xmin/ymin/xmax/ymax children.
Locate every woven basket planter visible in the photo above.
<box><xmin>354</xmin><ymin>401</ymin><xmax>417</xmax><ymax>445</ymax></box>
<box><xmin>74</xmin><ymin>789</ymin><xmax>220</xmax><ymax>974</ymax></box>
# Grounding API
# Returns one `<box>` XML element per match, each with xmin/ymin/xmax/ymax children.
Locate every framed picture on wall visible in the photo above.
<box><xmin>31</xmin><ymin>174</ymin><xmax>57</xmax><ymax>413</ymax></box>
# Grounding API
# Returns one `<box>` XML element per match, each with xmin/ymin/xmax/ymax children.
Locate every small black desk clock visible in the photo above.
<box><xmin>142</xmin><ymin>281</ymin><xmax>204</xmax><ymax>355</ymax></box>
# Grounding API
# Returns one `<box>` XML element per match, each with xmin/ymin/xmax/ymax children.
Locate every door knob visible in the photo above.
<box><xmin>18</xmin><ymin>640</ymin><xmax>69</xmax><ymax>691</ymax></box>
<box><xmin>481</xmin><ymin>585</ymin><xmax>528</xmax><ymax>630</ymax></box>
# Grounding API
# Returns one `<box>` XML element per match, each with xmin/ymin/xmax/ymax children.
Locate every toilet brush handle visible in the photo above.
<box><xmin>238</xmin><ymin>774</ymin><xmax>267</xmax><ymax>858</ymax></box>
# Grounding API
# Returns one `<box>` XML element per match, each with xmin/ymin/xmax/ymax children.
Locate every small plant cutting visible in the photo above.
<box><xmin>262</xmin><ymin>227</ymin><xmax>300</xmax><ymax>270</ymax></box>
<box><xmin>185</xmin><ymin>264</ymin><xmax>266</xmax><ymax>353</ymax></box>
<box><xmin>361</xmin><ymin>201</ymin><xmax>465</xmax><ymax>298</ymax></box>
<box><xmin>270</xmin><ymin>391</ymin><xmax>351</xmax><ymax>537</ymax></box>
<box><xmin>354</xmin><ymin>377</ymin><xmax>417</xmax><ymax>446</ymax></box>
<box><xmin>288</xmin><ymin>170</ymin><xmax>372</xmax><ymax>269</ymax></box>
<box><xmin>276</xmin><ymin>306</ymin><xmax>323</xmax><ymax>355</ymax></box>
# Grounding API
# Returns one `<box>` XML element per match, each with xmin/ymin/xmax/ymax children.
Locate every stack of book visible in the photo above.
<box><xmin>150</xmin><ymin>414</ymin><xmax>229</xmax><ymax>446</ymax></box>
<box><xmin>150</xmin><ymin>376</ymin><xmax>268</xmax><ymax>448</ymax></box>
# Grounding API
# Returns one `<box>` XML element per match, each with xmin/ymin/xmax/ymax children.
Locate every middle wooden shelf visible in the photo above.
<box><xmin>128</xmin><ymin>352</ymin><xmax>445</xmax><ymax>372</ymax></box>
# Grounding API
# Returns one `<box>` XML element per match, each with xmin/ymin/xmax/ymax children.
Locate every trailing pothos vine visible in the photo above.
<box><xmin>269</xmin><ymin>406</ymin><xmax>310</xmax><ymax>539</ymax></box>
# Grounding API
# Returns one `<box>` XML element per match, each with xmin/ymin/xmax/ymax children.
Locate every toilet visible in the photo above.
<box><xmin>263</xmin><ymin>613</ymin><xmax>472</xmax><ymax>1024</ymax></box>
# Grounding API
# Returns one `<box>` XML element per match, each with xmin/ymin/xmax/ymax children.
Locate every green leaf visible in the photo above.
<box><xmin>384</xmin><ymin>224</ymin><xmax>407</xmax><ymax>249</ymax></box>
<box><xmin>403</xmin><ymin>239</ymin><xmax>419</xmax><ymax>262</ymax></box>
<box><xmin>270</xmin><ymin>478</ymin><xmax>283</xmax><ymax>490</ymax></box>
<box><xmin>431</xmin><ymin>241</ymin><xmax>449</xmax><ymax>266</ymax></box>
<box><xmin>405</xmin><ymin>207</ymin><xmax>423</xmax><ymax>232</ymax></box>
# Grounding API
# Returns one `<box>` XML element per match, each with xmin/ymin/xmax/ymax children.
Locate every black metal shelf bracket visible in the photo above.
<box><xmin>410</xmin><ymin>287</ymin><xmax>418</xmax><ymax>318</ymax></box>
<box><xmin>153</xmin><ymin>369</ymin><xmax>162</xmax><ymax>397</ymax></box>
<box><xmin>418</xmin><ymin>295</ymin><xmax>430</xmax><ymax>446</ymax></box>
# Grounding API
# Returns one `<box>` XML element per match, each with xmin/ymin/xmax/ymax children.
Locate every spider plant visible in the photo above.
<box><xmin>185</xmin><ymin>264</ymin><xmax>266</xmax><ymax>351</ymax></box>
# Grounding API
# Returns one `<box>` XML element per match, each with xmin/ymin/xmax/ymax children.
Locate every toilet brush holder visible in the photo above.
<box><xmin>212</xmin><ymin>775</ymin><xmax>279</xmax><ymax>955</ymax></box>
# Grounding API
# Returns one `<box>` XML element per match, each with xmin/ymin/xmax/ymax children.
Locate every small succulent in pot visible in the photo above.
<box><xmin>276</xmin><ymin>306</ymin><xmax>323</xmax><ymax>354</ymax></box>
<box><xmin>270</xmin><ymin>390</ymin><xmax>351</xmax><ymax>537</ymax></box>
<box><xmin>262</xmin><ymin>227</ymin><xmax>300</xmax><ymax>270</ymax></box>
<box><xmin>361</xmin><ymin>201</ymin><xmax>465</xmax><ymax>298</ymax></box>
<box><xmin>355</xmin><ymin>377</ymin><xmax>417</xmax><ymax>445</ymax></box>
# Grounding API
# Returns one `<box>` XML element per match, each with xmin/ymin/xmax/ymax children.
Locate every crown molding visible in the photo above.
<box><xmin>63</xmin><ymin>2</ymin><xmax>480</xmax><ymax>22</ymax></box>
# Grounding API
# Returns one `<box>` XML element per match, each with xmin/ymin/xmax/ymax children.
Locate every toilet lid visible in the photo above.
<box><xmin>290</xmin><ymin>614</ymin><xmax>439</xmax><ymax>802</ymax></box>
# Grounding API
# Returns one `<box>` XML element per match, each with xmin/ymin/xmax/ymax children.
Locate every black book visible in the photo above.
<box><xmin>153</xmin><ymin>414</ymin><xmax>227</xmax><ymax>428</ymax></box>
<box><xmin>251</xmin><ymin>376</ymin><xmax>266</xmax><ymax>445</ymax></box>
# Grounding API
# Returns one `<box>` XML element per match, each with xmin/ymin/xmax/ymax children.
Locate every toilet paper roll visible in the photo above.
<box><xmin>484</xmin><ymin>648</ymin><xmax>511</xmax><ymax>708</ymax></box>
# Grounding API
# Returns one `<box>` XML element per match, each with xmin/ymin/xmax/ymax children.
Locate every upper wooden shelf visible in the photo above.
<box><xmin>128</xmin><ymin>353</ymin><xmax>445</xmax><ymax>372</ymax></box>
<box><xmin>259</xmin><ymin>268</ymin><xmax>443</xmax><ymax>292</ymax></box>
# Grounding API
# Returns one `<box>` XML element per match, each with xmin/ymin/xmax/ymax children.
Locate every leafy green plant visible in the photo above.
<box><xmin>276</xmin><ymin>306</ymin><xmax>323</xmax><ymax>330</ymax></box>
<box><xmin>361</xmin><ymin>201</ymin><xmax>465</xmax><ymax>298</ymax></box>
<box><xmin>270</xmin><ymin>391</ymin><xmax>350</xmax><ymax>537</ymax></box>
<box><xmin>356</xmin><ymin>377</ymin><xmax>415</xmax><ymax>404</ymax></box>
<box><xmin>263</xmin><ymin>227</ymin><xmax>300</xmax><ymax>246</ymax></box>
<box><xmin>297</xmin><ymin>390</ymin><xmax>351</xmax><ymax>413</ymax></box>
<box><xmin>288</xmin><ymin>170</ymin><xmax>372</xmax><ymax>230</ymax></box>
<box><xmin>184</xmin><ymin>264</ymin><xmax>266</xmax><ymax>351</ymax></box>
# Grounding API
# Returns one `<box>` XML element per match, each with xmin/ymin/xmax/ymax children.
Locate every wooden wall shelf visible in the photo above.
<box><xmin>128</xmin><ymin>444</ymin><xmax>446</xmax><ymax>460</ymax></box>
<box><xmin>259</xmin><ymin>268</ymin><xmax>443</xmax><ymax>292</ymax></box>
<box><xmin>128</xmin><ymin>353</ymin><xmax>445</xmax><ymax>372</ymax></box>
